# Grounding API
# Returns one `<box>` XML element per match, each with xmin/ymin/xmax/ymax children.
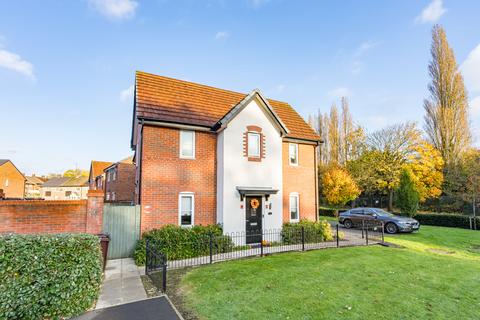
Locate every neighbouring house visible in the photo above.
<box><xmin>41</xmin><ymin>176</ymin><xmax>89</xmax><ymax>200</ymax></box>
<box><xmin>131</xmin><ymin>72</ymin><xmax>320</xmax><ymax>241</ymax></box>
<box><xmin>0</xmin><ymin>159</ymin><xmax>26</xmax><ymax>199</ymax></box>
<box><xmin>88</xmin><ymin>161</ymin><xmax>113</xmax><ymax>191</ymax></box>
<box><xmin>25</xmin><ymin>175</ymin><xmax>47</xmax><ymax>198</ymax></box>
<box><xmin>104</xmin><ymin>157</ymin><xmax>136</xmax><ymax>204</ymax></box>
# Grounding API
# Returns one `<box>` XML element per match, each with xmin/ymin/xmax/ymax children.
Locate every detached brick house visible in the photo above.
<box><xmin>0</xmin><ymin>159</ymin><xmax>25</xmax><ymax>199</ymax></box>
<box><xmin>88</xmin><ymin>161</ymin><xmax>113</xmax><ymax>191</ymax></box>
<box><xmin>131</xmin><ymin>72</ymin><xmax>320</xmax><ymax>241</ymax></box>
<box><xmin>104</xmin><ymin>158</ymin><xmax>135</xmax><ymax>204</ymax></box>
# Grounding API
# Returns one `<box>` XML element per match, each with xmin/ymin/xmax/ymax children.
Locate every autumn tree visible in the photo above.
<box><xmin>328</xmin><ymin>104</ymin><xmax>341</xmax><ymax>164</ymax></box>
<box><xmin>405</xmin><ymin>141</ymin><xmax>444</xmax><ymax>202</ymax></box>
<box><xmin>423</xmin><ymin>25</ymin><xmax>471</xmax><ymax>165</ymax></box>
<box><xmin>363</xmin><ymin>122</ymin><xmax>421</xmax><ymax>210</ymax></box>
<box><xmin>396</xmin><ymin>168</ymin><xmax>420</xmax><ymax>217</ymax></box>
<box><xmin>321</xmin><ymin>165</ymin><xmax>360</xmax><ymax>209</ymax></box>
<box><xmin>63</xmin><ymin>169</ymin><xmax>88</xmax><ymax>178</ymax></box>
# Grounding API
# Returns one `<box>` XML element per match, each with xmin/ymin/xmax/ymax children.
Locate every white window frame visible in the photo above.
<box><xmin>178</xmin><ymin>192</ymin><xmax>195</xmax><ymax>227</ymax></box>
<box><xmin>289</xmin><ymin>143</ymin><xmax>299</xmax><ymax>166</ymax></box>
<box><xmin>247</xmin><ymin>132</ymin><xmax>261</xmax><ymax>158</ymax></box>
<box><xmin>180</xmin><ymin>130</ymin><xmax>195</xmax><ymax>159</ymax></box>
<box><xmin>106</xmin><ymin>192</ymin><xmax>110</xmax><ymax>201</ymax></box>
<box><xmin>112</xmin><ymin>168</ymin><xmax>116</xmax><ymax>181</ymax></box>
<box><xmin>112</xmin><ymin>192</ymin><xmax>116</xmax><ymax>201</ymax></box>
<box><xmin>289</xmin><ymin>192</ymin><xmax>300</xmax><ymax>222</ymax></box>
<box><xmin>107</xmin><ymin>171</ymin><xmax>111</xmax><ymax>182</ymax></box>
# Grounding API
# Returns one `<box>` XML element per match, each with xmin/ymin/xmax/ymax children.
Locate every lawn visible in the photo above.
<box><xmin>175</xmin><ymin>226</ymin><xmax>480</xmax><ymax>319</ymax></box>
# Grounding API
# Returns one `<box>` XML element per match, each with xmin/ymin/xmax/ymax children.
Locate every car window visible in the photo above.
<box><xmin>351</xmin><ymin>209</ymin><xmax>363</xmax><ymax>215</ymax></box>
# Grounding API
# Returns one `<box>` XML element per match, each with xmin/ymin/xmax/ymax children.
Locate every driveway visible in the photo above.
<box><xmin>75</xmin><ymin>296</ymin><xmax>182</xmax><ymax>320</ymax></box>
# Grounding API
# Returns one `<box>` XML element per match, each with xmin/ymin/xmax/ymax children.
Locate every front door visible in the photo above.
<box><xmin>245</xmin><ymin>196</ymin><xmax>262</xmax><ymax>244</ymax></box>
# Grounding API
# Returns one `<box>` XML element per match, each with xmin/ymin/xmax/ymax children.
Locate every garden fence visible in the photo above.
<box><xmin>146</xmin><ymin>220</ymin><xmax>385</xmax><ymax>293</ymax></box>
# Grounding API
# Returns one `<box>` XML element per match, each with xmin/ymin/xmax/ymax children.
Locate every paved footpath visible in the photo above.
<box><xmin>95</xmin><ymin>258</ymin><xmax>147</xmax><ymax>309</ymax></box>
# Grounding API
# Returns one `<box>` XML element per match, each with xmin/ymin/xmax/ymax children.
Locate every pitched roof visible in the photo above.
<box><xmin>135</xmin><ymin>71</ymin><xmax>320</xmax><ymax>142</ymax></box>
<box><xmin>90</xmin><ymin>161</ymin><xmax>114</xmax><ymax>178</ymax></box>
<box><xmin>0</xmin><ymin>159</ymin><xmax>9</xmax><ymax>166</ymax></box>
<box><xmin>26</xmin><ymin>175</ymin><xmax>46</xmax><ymax>185</ymax></box>
<box><xmin>42</xmin><ymin>177</ymin><xmax>70</xmax><ymax>187</ymax></box>
<box><xmin>42</xmin><ymin>176</ymin><xmax>89</xmax><ymax>188</ymax></box>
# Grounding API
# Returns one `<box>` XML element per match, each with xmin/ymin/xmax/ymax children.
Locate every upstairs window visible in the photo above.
<box><xmin>179</xmin><ymin>192</ymin><xmax>194</xmax><ymax>227</ymax></box>
<box><xmin>112</xmin><ymin>168</ymin><xmax>117</xmax><ymax>181</ymax></box>
<box><xmin>45</xmin><ymin>191</ymin><xmax>51</xmax><ymax>197</ymax></box>
<box><xmin>247</xmin><ymin>132</ymin><xmax>260</xmax><ymax>158</ymax></box>
<box><xmin>180</xmin><ymin>130</ymin><xmax>195</xmax><ymax>159</ymax></box>
<box><xmin>65</xmin><ymin>191</ymin><xmax>71</xmax><ymax>197</ymax></box>
<box><xmin>289</xmin><ymin>193</ymin><xmax>299</xmax><ymax>222</ymax></box>
<box><xmin>289</xmin><ymin>143</ymin><xmax>298</xmax><ymax>166</ymax></box>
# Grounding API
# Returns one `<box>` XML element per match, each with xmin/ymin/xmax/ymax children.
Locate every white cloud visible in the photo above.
<box><xmin>327</xmin><ymin>87</ymin><xmax>351</xmax><ymax>99</ymax></box>
<box><xmin>0</xmin><ymin>49</ymin><xmax>35</xmax><ymax>79</ymax></box>
<box><xmin>88</xmin><ymin>0</ymin><xmax>138</xmax><ymax>20</ymax></box>
<box><xmin>354</xmin><ymin>41</ymin><xmax>378</xmax><ymax>58</ymax></box>
<box><xmin>215</xmin><ymin>31</ymin><xmax>230</xmax><ymax>40</ymax></box>
<box><xmin>461</xmin><ymin>44</ymin><xmax>480</xmax><ymax>92</ymax></box>
<box><xmin>416</xmin><ymin>0</ymin><xmax>447</xmax><ymax>24</ymax></box>
<box><xmin>120</xmin><ymin>84</ymin><xmax>134</xmax><ymax>102</ymax></box>
<box><xmin>248</xmin><ymin>0</ymin><xmax>271</xmax><ymax>9</ymax></box>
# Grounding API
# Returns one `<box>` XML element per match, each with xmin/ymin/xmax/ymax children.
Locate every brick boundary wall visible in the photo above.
<box><xmin>0</xmin><ymin>190</ymin><xmax>104</xmax><ymax>235</ymax></box>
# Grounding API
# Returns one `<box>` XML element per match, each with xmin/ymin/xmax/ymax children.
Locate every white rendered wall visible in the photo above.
<box><xmin>217</xmin><ymin>97</ymin><xmax>283</xmax><ymax>236</ymax></box>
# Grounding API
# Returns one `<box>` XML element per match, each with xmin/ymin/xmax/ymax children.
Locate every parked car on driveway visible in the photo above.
<box><xmin>338</xmin><ymin>207</ymin><xmax>420</xmax><ymax>234</ymax></box>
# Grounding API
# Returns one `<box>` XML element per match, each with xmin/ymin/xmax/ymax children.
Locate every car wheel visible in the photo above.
<box><xmin>344</xmin><ymin>219</ymin><xmax>353</xmax><ymax>229</ymax></box>
<box><xmin>385</xmin><ymin>223</ymin><xmax>398</xmax><ymax>234</ymax></box>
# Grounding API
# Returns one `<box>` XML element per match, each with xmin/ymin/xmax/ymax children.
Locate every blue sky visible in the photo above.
<box><xmin>1</xmin><ymin>0</ymin><xmax>479</xmax><ymax>175</ymax></box>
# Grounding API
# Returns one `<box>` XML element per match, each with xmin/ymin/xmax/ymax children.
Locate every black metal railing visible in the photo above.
<box><xmin>145</xmin><ymin>239</ymin><xmax>167</xmax><ymax>293</ymax></box>
<box><xmin>144</xmin><ymin>220</ymin><xmax>386</xmax><ymax>293</ymax></box>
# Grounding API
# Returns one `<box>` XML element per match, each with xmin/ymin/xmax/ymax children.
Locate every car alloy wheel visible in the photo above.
<box><xmin>344</xmin><ymin>219</ymin><xmax>353</xmax><ymax>229</ymax></box>
<box><xmin>385</xmin><ymin>223</ymin><xmax>398</xmax><ymax>234</ymax></box>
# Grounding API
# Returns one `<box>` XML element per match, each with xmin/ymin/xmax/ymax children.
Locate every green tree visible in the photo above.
<box><xmin>396</xmin><ymin>169</ymin><xmax>420</xmax><ymax>217</ymax></box>
<box><xmin>63</xmin><ymin>169</ymin><xmax>88</xmax><ymax>178</ymax></box>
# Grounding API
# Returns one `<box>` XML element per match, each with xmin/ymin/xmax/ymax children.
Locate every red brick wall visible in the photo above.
<box><xmin>0</xmin><ymin>190</ymin><xmax>104</xmax><ymax>234</ymax></box>
<box><xmin>282</xmin><ymin>142</ymin><xmax>317</xmax><ymax>223</ymax></box>
<box><xmin>140</xmin><ymin>125</ymin><xmax>216</xmax><ymax>233</ymax></box>
<box><xmin>105</xmin><ymin>163</ymin><xmax>135</xmax><ymax>203</ymax></box>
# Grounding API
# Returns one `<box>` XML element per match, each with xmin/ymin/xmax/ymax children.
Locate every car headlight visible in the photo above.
<box><xmin>397</xmin><ymin>221</ymin><xmax>409</xmax><ymax>226</ymax></box>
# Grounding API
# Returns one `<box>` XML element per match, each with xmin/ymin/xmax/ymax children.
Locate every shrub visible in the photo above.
<box><xmin>396</xmin><ymin>168</ymin><xmax>420</xmax><ymax>217</ymax></box>
<box><xmin>134</xmin><ymin>224</ymin><xmax>234</xmax><ymax>266</ymax></box>
<box><xmin>0</xmin><ymin>234</ymin><xmax>103</xmax><ymax>319</ymax></box>
<box><xmin>282</xmin><ymin>220</ymin><xmax>334</xmax><ymax>244</ymax></box>
<box><xmin>415</xmin><ymin>213</ymin><xmax>480</xmax><ymax>229</ymax></box>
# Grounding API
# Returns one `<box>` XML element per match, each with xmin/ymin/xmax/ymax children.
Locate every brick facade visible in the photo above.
<box><xmin>0</xmin><ymin>161</ymin><xmax>25</xmax><ymax>198</ymax></box>
<box><xmin>139</xmin><ymin>125</ymin><xmax>216</xmax><ymax>233</ymax></box>
<box><xmin>0</xmin><ymin>190</ymin><xmax>104</xmax><ymax>234</ymax></box>
<box><xmin>282</xmin><ymin>142</ymin><xmax>317</xmax><ymax>223</ymax></box>
<box><xmin>104</xmin><ymin>163</ymin><xmax>135</xmax><ymax>203</ymax></box>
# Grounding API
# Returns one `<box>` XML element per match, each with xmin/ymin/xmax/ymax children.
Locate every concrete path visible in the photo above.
<box><xmin>95</xmin><ymin>258</ymin><xmax>147</xmax><ymax>309</ymax></box>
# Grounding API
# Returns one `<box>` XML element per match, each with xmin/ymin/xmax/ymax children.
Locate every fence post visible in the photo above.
<box><xmin>162</xmin><ymin>256</ymin><xmax>167</xmax><ymax>293</ymax></box>
<box><xmin>365</xmin><ymin>225</ymin><xmax>369</xmax><ymax>245</ymax></box>
<box><xmin>301</xmin><ymin>226</ymin><xmax>305</xmax><ymax>251</ymax></box>
<box><xmin>361</xmin><ymin>220</ymin><xmax>365</xmax><ymax>239</ymax></box>
<box><xmin>381</xmin><ymin>222</ymin><xmax>385</xmax><ymax>244</ymax></box>
<box><xmin>260</xmin><ymin>233</ymin><xmax>264</xmax><ymax>257</ymax></box>
<box><xmin>336</xmin><ymin>224</ymin><xmax>339</xmax><ymax>247</ymax></box>
<box><xmin>209</xmin><ymin>233</ymin><xmax>213</xmax><ymax>264</ymax></box>
<box><xmin>145</xmin><ymin>239</ymin><xmax>149</xmax><ymax>276</ymax></box>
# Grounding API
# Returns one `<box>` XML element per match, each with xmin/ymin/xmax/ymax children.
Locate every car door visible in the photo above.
<box><xmin>349</xmin><ymin>209</ymin><xmax>364</xmax><ymax>225</ymax></box>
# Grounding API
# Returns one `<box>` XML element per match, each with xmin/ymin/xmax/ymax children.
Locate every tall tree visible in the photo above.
<box><xmin>423</xmin><ymin>25</ymin><xmax>471</xmax><ymax>165</ymax></box>
<box><xmin>328</xmin><ymin>104</ymin><xmax>341</xmax><ymax>164</ymax></box>
<box><xmin>396</xmin><ymin>168</ymin><xmax>420</xmax><ymax>217</ymax></box>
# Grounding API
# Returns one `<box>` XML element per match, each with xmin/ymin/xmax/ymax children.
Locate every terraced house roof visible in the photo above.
<box><xmin>134</xmin><ymin>71</ymin><xmax>320</xmax><ymax>142</ymax></box>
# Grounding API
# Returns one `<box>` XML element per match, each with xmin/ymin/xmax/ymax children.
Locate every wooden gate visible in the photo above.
<box><xmin>103</xmin><ymin>203</ymin><xmax>141</xmax><ymax>259</ymax></box>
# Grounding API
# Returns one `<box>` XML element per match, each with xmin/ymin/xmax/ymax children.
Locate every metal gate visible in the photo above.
<box><xmin>103</xmin><ymin>203</ymin><xmax>141</xmax><ymax>259</ymax></box>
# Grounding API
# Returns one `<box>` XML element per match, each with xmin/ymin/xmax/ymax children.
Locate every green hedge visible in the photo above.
<box><xmin>415</xmin><ymin>213</ymin><xmax>480</xmax><ymax>229</ymax></box>
<box><xmin>0</xmin><ymin>234</ymin><xmax>103</xmax><ymax>319</ymax></box>
<box><xmin>282</xmin><ymin>220</ymin><xmax>334</xmax><ymax>244</ymax></box>
<box><xmin>134</xmin><ymin>224</ymin><xmax>234</xmax><ymax>266</ymax></box>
